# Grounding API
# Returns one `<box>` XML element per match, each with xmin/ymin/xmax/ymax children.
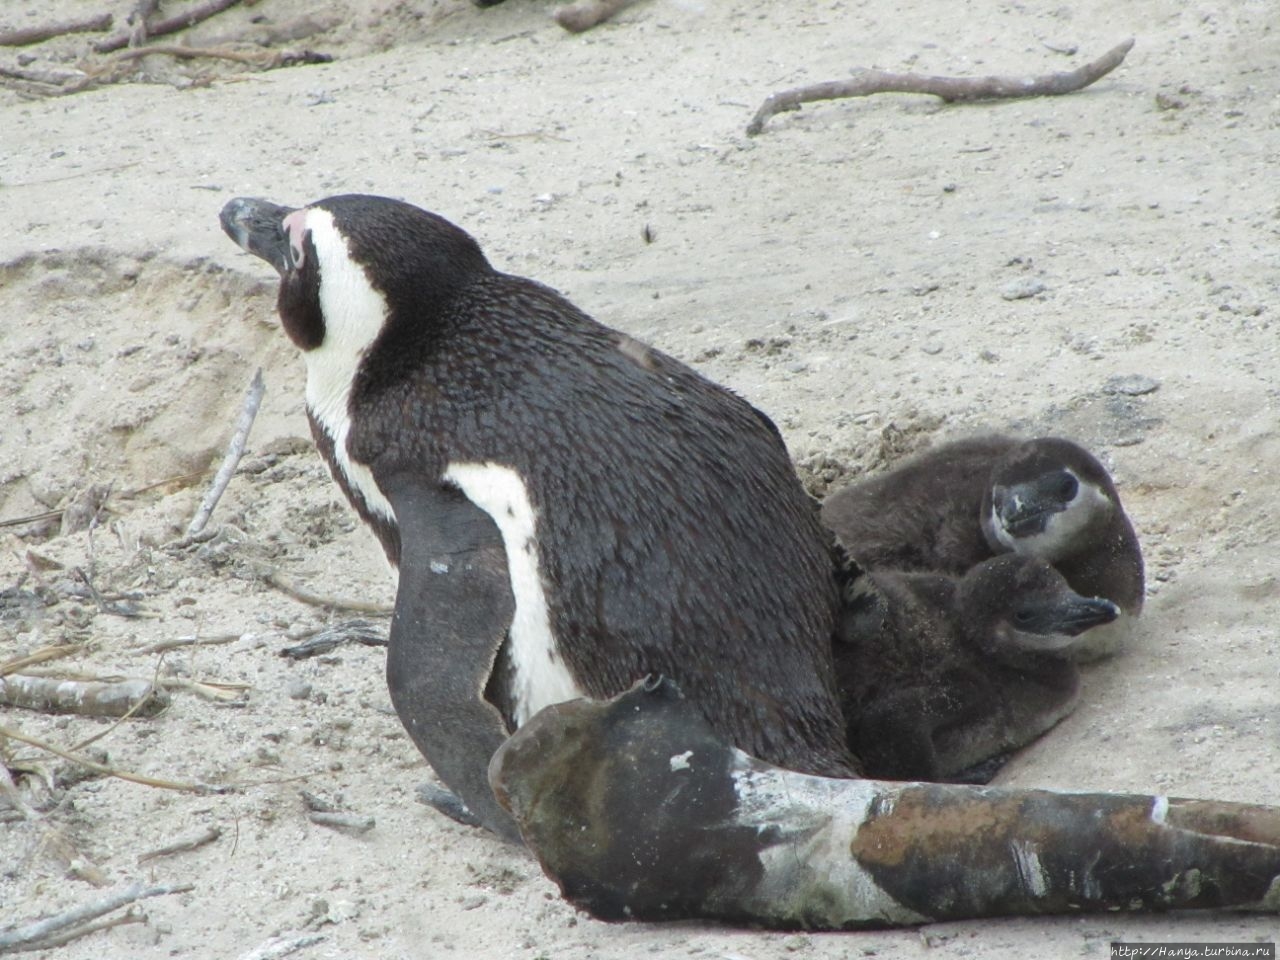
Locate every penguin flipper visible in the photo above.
<box><xmin>384</xmin><ymin>475</ymin><xmax>520</xmax><ymax>842</ymax></box>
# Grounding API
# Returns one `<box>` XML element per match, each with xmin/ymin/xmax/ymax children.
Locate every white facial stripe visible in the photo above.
<box><xmin>443</xmin><ymin>461</ymin><xmax>585</xmax><ymax>727</ymax></box>
<box><xmin>300</xmin><ymin>207</ymin><xmax>395</xmax><ymax>526</ymax></box>
<box><xmin>1001</xmin><ymin>477</ymin><xmax>1112</xmax><ymax>563</ymax></box>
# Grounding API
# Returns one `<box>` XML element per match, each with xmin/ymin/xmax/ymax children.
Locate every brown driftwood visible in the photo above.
<box><xmin>0</xmin><ymin>675</ymin><xmax>169</xmax><ymax>718</ymax></box>
<box><xmin>554</xmin><ymin>0</ymin><xmax>642</xmax><ymax>33</ymax></box>
<box><xmin>0</xmin><ymin>14</ymin><xmax>113</xmax><ymax>47</ymax></box>
<box><xmin>93</xmin><ymin>0</ymin><xmax>246</xmax><ymax>54</ymax></box>
<box><xmin>493</xmin><ymin>677</ymin><xmax>1280</xmax><ymax>929</ymax></box>
<box><xmin>746</xmin><ymin>38</ymin><xmax>1135</xmax><ymax>136</ymax></box>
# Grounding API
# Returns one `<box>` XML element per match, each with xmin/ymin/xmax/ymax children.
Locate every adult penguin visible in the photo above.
<box><xmin>220</xmin><ymin>193</ymin><xmax>856</xmax><ymax>841</ymax></box>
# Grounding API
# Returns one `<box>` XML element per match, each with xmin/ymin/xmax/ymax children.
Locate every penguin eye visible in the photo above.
<box><xmin>1053</xmin><ymin>472</ymin><xmax>1079</xmax><ymax>502</ymax></box>
<box><xmin>1012</xmin><ymin>608</ymin><xmax>1036</xmax><ymax>626</ymax></box>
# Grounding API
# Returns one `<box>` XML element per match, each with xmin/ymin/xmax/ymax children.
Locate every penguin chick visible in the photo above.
<box><xmin>220</xmin><ymin>194</ymin><xmax>857</xmax><ymax>841</ymax></box>
<box><xmin>834</xmin><ymin>553</ymin><xmax>1119</xmax><ymax>783</ymax></box>
<box><xmin>822</xmin><ymin>435</ymin><xmax>1143</xmax><ymax>660</ymax></box>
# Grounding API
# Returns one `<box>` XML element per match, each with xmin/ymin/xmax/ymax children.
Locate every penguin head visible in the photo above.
<box><xmin>220</xmin><ymin>194</ymin><xmax>491</xmax><ymax>355</ymax></box>
<box><xmin>981</xmin><ymin>438</ymin><xmax>1117</xmax><ymax>563</ymax></box>
<box><xmin>961</xmin><ymin>554</ymin><xmax>1119</xmax><ymax>655</ymax></box>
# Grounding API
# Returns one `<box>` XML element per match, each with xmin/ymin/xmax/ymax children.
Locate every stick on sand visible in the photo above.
<box><xmin>187</xmin><ymin>368</ymin><xmax>264</xmax><ymax>539</ymax></box>
<box><xmin>746</xmin><ymin>38</ymin><xmax>1134</xmax><ymax>135</ymax></box>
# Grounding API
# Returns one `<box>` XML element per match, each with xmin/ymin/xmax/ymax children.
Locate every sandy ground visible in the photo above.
<box><xmin>1</xmin><ymin>0</ymin><xmax>1278</xmax><ymax>956</ymax></box>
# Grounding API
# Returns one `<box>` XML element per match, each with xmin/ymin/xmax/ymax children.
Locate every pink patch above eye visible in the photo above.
<box><xmin>283</xmin><ymin>209</ymin><xmax>309</xmax><ymax>268</ymax></box>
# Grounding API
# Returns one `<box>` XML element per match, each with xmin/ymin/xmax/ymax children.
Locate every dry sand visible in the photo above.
<box><xmin>1</xmin><ymin>0</ymin><xmax>1278</xmax><ymax>957</ymax></box>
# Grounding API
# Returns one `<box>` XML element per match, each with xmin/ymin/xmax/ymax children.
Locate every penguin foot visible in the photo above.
<box><xmin>947</xmin><ymin>752</ymin><xmax>1011</xmax><ymax>785</ymax></box>
<box><xmin>415</xmin><ymin>782</ymin><xmax>483</xmax><ymax>829</ymax></box>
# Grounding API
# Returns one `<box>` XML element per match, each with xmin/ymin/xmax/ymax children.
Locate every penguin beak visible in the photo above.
<box><xmin>220</xmin><ymin>197</ymin><xmax>297</xmax><ymax>276</ymax></box>
<box><xmin>994</xmin><ymin>471</ymin><xmax>1077</xmax><ymax>537</ymax></box>
<box><xmin>1016</xmin><ymin>595</ymin><xmax>1120</xmax><ymax>638</ymax></box>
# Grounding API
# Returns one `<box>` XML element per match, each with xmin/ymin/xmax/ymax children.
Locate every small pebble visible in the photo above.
<box><xmin>1103</xmin><ymin>374</ymin><xmax>1160</xmax><ymax>397</ymax></box>
<box><xmin>921</xmin><ymin>342</ymin><xmax>943</xmax><ymax>355</ymax></box>
<box><xmin>1000</xmin><ymin>278</ymin><xmax>1047</xmax><ymax>301</ymax></box>
<box><xmin>287</xmin><ymin>677</ymin><xmax>313</xmax><ymax>701</ymax></box>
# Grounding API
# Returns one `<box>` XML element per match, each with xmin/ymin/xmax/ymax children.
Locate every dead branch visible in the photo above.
<box><xmin>109</xmin><ymin>43</ymin><xmax>331</xmax><ymax>69</ymax></box>
<box><xmin>132</xmin><ymin>632</ymin><xmax>240</xmax><ymax>655</ymax></box>
<box><xmin>302</xmin><ymin>791</ymin><xmax>374</xmax><ymax>833</ymax></box>
<box><xmin>6</xmin><ymin>908</ymin><xmax>147</xmax><ymax>954</ymax></box>
<box><xmin>279</xmin><ymin>620</ymin><xmax>388</xmax><ymax>660</ymax></box>
<box><xmin>0</xmin><ymin>65</ymin><xmax>88</xmax><ymax>86</ymax></box>
<box><xmin>187</xmin><ymin>368</ymin><xmax>264</xmax><ymax>538</ymax></box>
<box><xmin>264</xmin><ymin>571</ymin><xmax>393</xmax><ymax>616</ymax></box>
<box><xmin>0</xmin><ymin>675</ymin><xmax>169</xmax><ymax>718</ymax></box>
<box><xmin>74</xmin><ymin>566</ymin><xmax>152</xmax><ymax>619</ymax></box>
<box><xmin>554</xmin><ymin>0</ymin><xmax>642</xmax><ymax>33</ymax></box>
<box><xmin>235</xmin><ymin>933</ymin><xmax>326</xmax><ymax>960</ymax></box>
<box><xmin>0</xmin><ymin>724</ymin><xmax>229</xmax><ymax>795</ymax></box>
<box><xmin>0</xmin><ymin>882</ymin><xmax>192</xmax><ymax>953</ymax></box>
<box><xmin>137</xmin><ymin>824</ymin><xmax>221</xmax><ymax>863</ymax></box>
<box><xmin>746</xmin><ymin>37</ymin><xmax>1135</xmax><ymax>136</ymax></box>
<box><xmin>94</xmin><ymin>0</ymin><xmax>246</xmax><ymax>53</ymax></box>
<box><xmin>307</xmin><ymin>810</ymin><xmax>375</xmax><ymax>833</ymax></box>
<box><xmin>0</xmin><ymin>14</ymin><xmax>113</xmax><ymax>48</ymax></box>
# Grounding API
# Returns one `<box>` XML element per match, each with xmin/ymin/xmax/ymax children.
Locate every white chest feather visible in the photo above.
<box><xmin>1004</xmin><ymin>479</ymin><xmax>1112</xmax><ymax>562</ymax></box>
<box><xmin>300</xmin><ymin>208</ymin><xmax>395</xmax><ymax>530</ymax></box>
<box><xmin>444</xmin><ymin>462</ymin><xmax>585</xmax><ymax>727</ymax></box>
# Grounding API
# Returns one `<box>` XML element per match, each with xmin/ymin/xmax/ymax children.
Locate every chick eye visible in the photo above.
<box><xmin>1054</xmin><ymin>472</ymin><xmax>1079</xmax><ymax>502</ymax></box>
<box><xmin>1013</xmin><ymin>608</ymin><xmax>1036</xmax><ymax>626</ymax></box>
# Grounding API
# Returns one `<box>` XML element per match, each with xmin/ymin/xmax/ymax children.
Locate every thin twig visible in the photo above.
<box><xmin>110</xmin><ymin>43</ymin><xmax>330</xmax><ymax>68</ymax></box>
<box><xmin>0</xmin><ymin>882</ymin><xmax>192</xmax><ymax>953</ymax></box>
<box><xmin>746</xmin><ymin>38</ymin><xmax>1135</xmax><ymax>135</ymax></box>
<box><xmin>0</xmin><ymin>470</ymin><xmax>204</xmax><ymax>530</ymax></box>
<box><xmin>0</xmin><ymin>510</ymin><xmax>62</xmax><ymax>530</ymax></box>
<box><xmin>553</xmin><ymin>0</ymin><xmax>642</xmax><ymax>33</ymax></box>
<box><xmin>94</xmin><ymin>0</ymin><xmax>245</xmax><ymax>53</ymax></box>
<box><xmin>159</xmin><ymin>677</ymin><xmax>250</xmax><ymax>702</ymax></box>
<box><xmin>0</xmin><ymin>645</ymin><xmax>81</xmax><ymax>678</ymax></box>
<box><xmin>0</xmin><ymin>762</ymin><xmax>40</xmax><ymax>822</ymax></box>
<box><xmin>132</xmin><ymin>632</ymin><xmax>241</xmax><ymax>655</ymax></box>
<box><xmin>0</xmin><ymin>724</ymin><xmax>229</xmax><ymax>795</ymax></box>
<box><xmin>307</xmin><ymin>810</ymin><xmax>375</xmax><ymax>833</ymax></box>
<box><xmin>0</xmin><ymin>14</ymin><xmax>113</xmax><ymax>47</ymax></box>
<box><xmin>137</xmin><ymin>824</ymin><xmax>221</xmax><ymax>863</ymax></box>
<box><xmin>279</xmin><ymin>620</ymin><xmax>388</xmax><ymax>660</ymax></box>
<box><xmin>187</xmin><ymin>368</ymin><xmax>264</xmax><ymax>538</ymax></box>
<box><xmin>264</xmin><ymin>571</ymin><xmax>393</xmax><ymax>616</ymax></box>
